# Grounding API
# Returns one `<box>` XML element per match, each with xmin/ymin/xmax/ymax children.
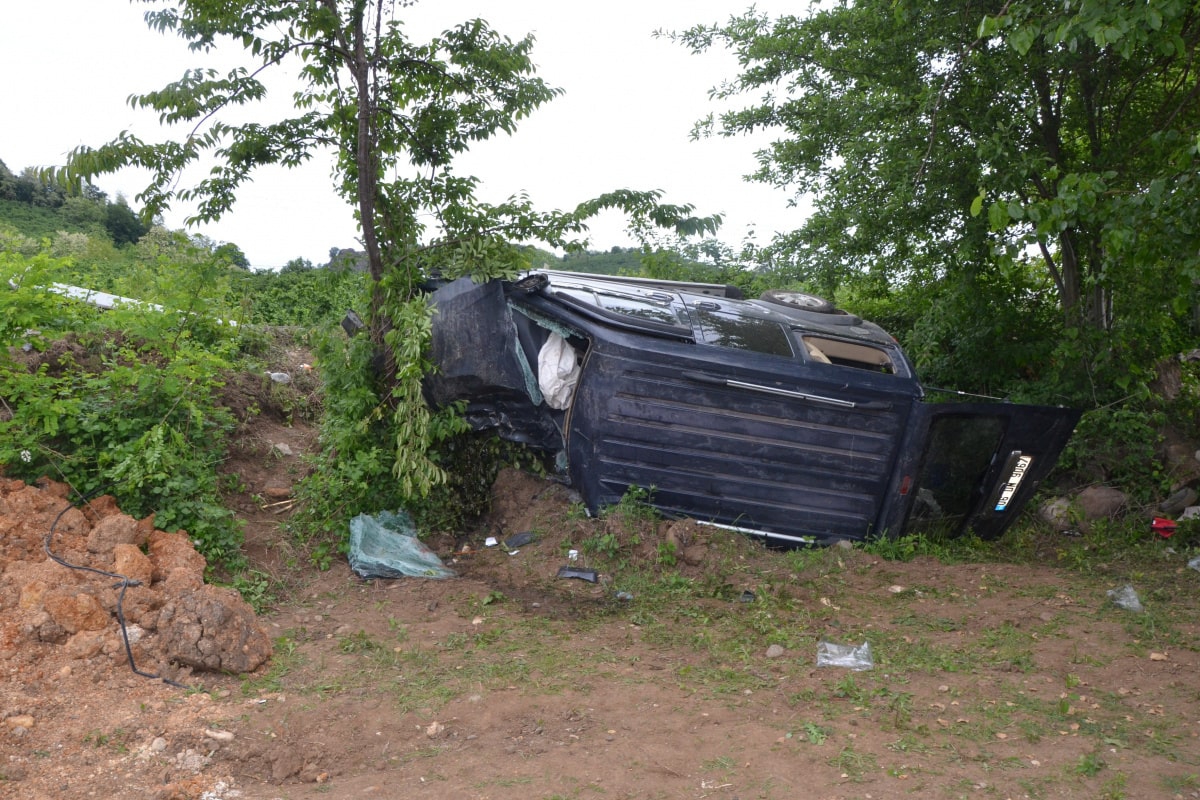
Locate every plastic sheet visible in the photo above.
<box><xmin>347</xmin><ymin>511</ymin><xmax>455</xmax><ymax>579</ymax></box>
<box><xmin>1107</xmin><ymin>584</ymin><xmax>1144</xmax><ymax>612</ymax></box>
<box><xmin>816</xmin><ymin>640</ymin><xmax>874</xmax><ymax>671</ymax></box>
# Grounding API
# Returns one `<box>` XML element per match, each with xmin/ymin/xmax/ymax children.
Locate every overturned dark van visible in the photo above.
<box><xmin>425</xmin><ymin>271</ymin><xmax>1080</xmax><ymax>545</ymax></box>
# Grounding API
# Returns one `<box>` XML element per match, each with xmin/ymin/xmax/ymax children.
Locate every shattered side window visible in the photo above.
<box><xmin>693</xmin><ymin>307</ymin><xmax>794</xmax><ymax>357</ymax></box>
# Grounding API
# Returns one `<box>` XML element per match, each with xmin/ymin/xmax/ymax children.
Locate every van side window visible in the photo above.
<box><xmin>693</xmin><ymin>307</ymin><xmax>795</xmax><ymax>357</ymax></box>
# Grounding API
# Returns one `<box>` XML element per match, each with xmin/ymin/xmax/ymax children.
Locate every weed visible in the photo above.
<box><xmin>1161</xmin><ymin>774</ymin><xmax>1199</xmax><ymax>793</ymax></box>
<box><xmin>581</xmin><ymin>531</ymin><xmax>622</xmax><ymax>559</ymax></box>
<box><xmin>338</xmin><ymin>631</ymin><xmax>384</xmax><ymax>654</ymax></box>
<box><xmin>799</xmin><ymin>721</ymin><xmax>829</xmax><ymax>745</ymax></box>
<box><xmin>1073</xmin><ymin>751</ymin><xmax>1106</xmax><ymax>777</ymax></box>
<box><xmin>228</xmin><ymin>568</ymin><xmax>279</xmax><ymax>613</ymax></box>
<box><xmin>833</xmin><ymin>674</ymin><xmax>865</xmax><ymax>703</ymax></box>
<box><xmin>828</xmin><ymin>745</ymin><xmax>878</xmax><ymax>780</ymax></box>
<box><xmin>1099</xmin><ymin>772</ymin><xmax>1128</xmax><ymax>799</ymax></box>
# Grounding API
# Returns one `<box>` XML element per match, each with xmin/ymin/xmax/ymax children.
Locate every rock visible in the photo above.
<box><xmin>43</xmin><ymin>589</ymin><xmax>109</xmax><ymax>633</ymax></box>
<box><xmin>1180</xmin><ymin>506</ymin><xmax>1200</xmax><ymax>521</ymax></box>
<box><xmin>147</xmin><ymin>530</ymin><xmax>207</xmax><ymax>583</ymax></box>
<box><xmin>4</xmin><ymin>714</ymin><xmax>34</xmax><ymax>729</ymax></box>
<box><xmin>87</xmin><ymin>513</ymin><xmax>146</xmax><ymax>555</ymax></box>
<box><xmin>1159</xmin><ymin>486</ymin><xmax>1198</xmax><ymax>516</ymax></box>
<box><xmin>271</xmin><ymin>442</ymin><xmax>294</xmax><ymax>457</ymax></box>
<box><xmin>765</xmin><ymin>644</ymin><xmax>786</xmax><ymax>659</ymax></box>
<box><xmin>204</xmin><ymin>729</ymin><xmax>234</xmax><ymax>743</ymax></box>
<box><xmin>174</xmin><ymin>749</ymin><xmax>211</xmax><ymax>773</ymax></box>
<box><xmin>1076</xmin><ymin>486</ymin><xmax>1128</xmax><ymax>521</ymax></box>
<box><xmin>262</xmin><ymin>485</ymin><xmax>292</xmax><ymax>500</ymax></box>
<box><xmin>1036</xmin><ymin>496</ymin><xmax>1075</xmax><ymax>534</ymax></box>
<box><xmin>65</xmin><ymin>630</ymin><xmax>105</xmax><ymax>659</ymax></box>
<box><xmin>1038</xmin><ymin>497</ymin><xmax>1074</xmax><ymax>532</ymax></box>
<box><xmin>681</xmin><ymin>545</ymin><xmax>707</xmax><ymax>566</ymax></box>
<box><xmin>156</xmin><ymin>583</ymin><xmax>272</xmax><ymax>672</ymax></box>
<box><xmin>113</xmin><ymin>543</ymin><xmax>154</xmax><ymax>586</ymax></box>
<box><xmin>268</xmin><ymin>746</ymin><xmax>304</xmax><ymax>782</ymax></box>
<box><xmin>18</xmin><ymin>579</ymin><xmax>49</xmax><ymax>611</ymax></box>
<box><xmin>426</xmin><ymin>720</ymin><xmax>445</xmax><ymax>738</ymax></box>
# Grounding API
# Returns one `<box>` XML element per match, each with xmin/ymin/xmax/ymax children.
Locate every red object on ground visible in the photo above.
<box><xmin>1151</xmin><ymin>517</ymin><xmax>1178</xmax><ymax>537</ymax></box>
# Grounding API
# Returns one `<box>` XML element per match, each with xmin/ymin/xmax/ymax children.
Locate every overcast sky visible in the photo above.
<box><xmin>1</xmin><ymin>1</ymin><xmax>803</xmax><ymax>270</ymax></box>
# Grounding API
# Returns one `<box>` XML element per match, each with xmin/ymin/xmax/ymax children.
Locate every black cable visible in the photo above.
<box><xmin>42</xmin><ymin>490</ymin><xmax>193</xmax><ymax>690</ymax></box>
<box><xmin>922</xmin><ymin>385</ymin><xmax>1007</xmax><ymax>402</ymax></box>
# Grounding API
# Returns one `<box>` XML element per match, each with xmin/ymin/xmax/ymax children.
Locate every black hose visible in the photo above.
<box><xmin>42</xmin><ymin>490</ymin><xmax>192</xmax><ymax>690</ymax></box>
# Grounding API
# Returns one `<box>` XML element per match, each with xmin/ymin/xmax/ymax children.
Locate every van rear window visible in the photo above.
<box><xmin>802</xmin><ymin>335</ymin><xmax>895</xmax><ymax>373</ymax></box>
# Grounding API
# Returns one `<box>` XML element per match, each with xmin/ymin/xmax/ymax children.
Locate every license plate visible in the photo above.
<box><xmin>994</xmin><ymin>453</ymin><xmax>1033</xmax><ymax>511</ymax></box>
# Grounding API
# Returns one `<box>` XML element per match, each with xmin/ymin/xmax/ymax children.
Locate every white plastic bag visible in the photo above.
<box><xmin>538</xmin><ymin>332</ymin><xmax>580</xmax><ymax>410</ymax></box>
<box><xmin>816</xmin><ymin>640</ymin><xmax>874</xmax><ymax>670</ymax></box>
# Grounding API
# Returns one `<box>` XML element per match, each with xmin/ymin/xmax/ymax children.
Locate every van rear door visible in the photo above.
<box><xmin>887</xmin><ymin>403</ymin><xmax>1081</xmax><ymax>540</ymax></box>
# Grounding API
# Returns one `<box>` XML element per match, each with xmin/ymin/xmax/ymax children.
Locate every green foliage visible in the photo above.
<box><xmin>228</xmin><ymin>265</ymin><xmax>365</xmax><ymax>327</ymax></box>
<box><xmin>103</xmin><ymin>197</ymin><xmax>148</xmax><ymax>245</ymax></box>
<box><xmin>0</xmin><ymin>251</ymin><xmax>244</xmax><ymax>567</ymax></box>
<box><xmin>1058</xmin><ymin>405</ymin><xmax>1168</xmax><ymax>503</ymax></box>
<box><xmin>672</xmin><ymin>0</ymin><xmax>1200</xmax><ymax>403</ymax></box>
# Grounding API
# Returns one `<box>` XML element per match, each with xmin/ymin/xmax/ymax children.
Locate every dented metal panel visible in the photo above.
<box><xmin>565</xmin><ymin>337</ymin><xmax>918</xmax><ymax>542</ymax></box>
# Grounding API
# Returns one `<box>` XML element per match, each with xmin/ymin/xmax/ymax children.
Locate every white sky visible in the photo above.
<box><xmin>1</xmin><ymin>1</ymin><xmax>803</xmax><ymax>270</ymax></box>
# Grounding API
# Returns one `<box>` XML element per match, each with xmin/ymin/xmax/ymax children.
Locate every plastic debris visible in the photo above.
<box><xmin>738</xmin><ymin>590</ymin><xmax>757</xmax><ymax>603</ymax></box>
<box><xmin>265</xmin><ymin>371</ymin><xmax>292</xmax><ymax>384</ymax></box>
<box><xmin>556</xmin><ymin>566</ymin><xmax>598</xmax><ymax>583</ymax></box>
<box><xmin>484</xmin><ymin>536</ymin><xmax>498</xmax><ymax>547</ymax></box>
<box><xmin>503</xmin><ymin>531</ymin><xmax>535</xmax><ymax>548</ymax></box>
<box><xmin>1151</xmin><ymin>517</ymin><xmax>1177</xmax><ymax>538</ymax></box>
<box><xmin>567</xmin><ymin>549</ymin><xmax>579</xmax><ymax>562</ymax></box>
<box><xmin>1107</xmin><ymin>584</ymin><xmax>1144</xmax><ymax>612</ymax></box>
<box><xmin>616</xmin><ymin>591</ymin><xmax>634</xmax><ymax>601</ymax></box>
<box><xmin>347</xmin><ymin>510</ymin><xmax>455</xmax><ymax>579</ymax></box>
<box><xmin>1188</xmin><ymin>555</ymin><xmax>1200</xmax><ymax>573</ymax></box>
<box><xmin>816</xmin><ymin>640</ymin><xmax>874</xmax><ymax>671</ymax></box>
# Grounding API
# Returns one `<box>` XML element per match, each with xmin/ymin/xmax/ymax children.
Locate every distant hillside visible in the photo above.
<box><xmin>0</xmin><ymin>198</ymin><xmax>70</xmax><ymax>241</ymax></box>
<box><xmin>556</xmin><ymin>247</ymin><xmax>643</xmax><ymax>275</ymax></box>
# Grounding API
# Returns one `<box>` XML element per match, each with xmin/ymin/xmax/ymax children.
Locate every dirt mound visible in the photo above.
<box><xmin>0</xmin><ymin>478</ymin><xmax>272</xmax><ymax>679</ymax></box>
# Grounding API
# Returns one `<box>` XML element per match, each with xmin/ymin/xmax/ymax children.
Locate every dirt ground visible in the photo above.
<box><xmin>4</xmin><ymin>382</ymin><xmax>1200</xmax><ymax>800</ymax></box>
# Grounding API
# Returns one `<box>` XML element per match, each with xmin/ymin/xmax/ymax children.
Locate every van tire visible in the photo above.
<box><xmin>759</xmin><ymin>289</ymin><xmax>836</xmax><ymax>313</ymax></box>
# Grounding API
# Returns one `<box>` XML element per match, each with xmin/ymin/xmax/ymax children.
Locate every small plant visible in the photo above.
<box><xmin>338</xmin><ymin>631</ymin><xmax>384</xmax><ymax>654</ymax></box>
<box><xmin>581</xmin><ymin>530</ymin><xmax>622</xmax><ymax>559</ymax></box>
<box><xmin>801</xmin><ymin>721</ymin><xmax>829</xmax><ymax>745</ymax></box>
<box><xmin>828</xmin><ymin>745</ymin><xmax>878</xmax><ymax>780</ymax></box>
<box><xmin>229</xmin><ymin>569</ymin><xmax>279</xmax><ymax>613</ymax></box>
<box><xmin>1074</xmin><ymin>751</ymin><xmax>1106</xmax><ymax>777</ymax></box>
<box><xmin>833</xmin><ymin>674</ymin><xmax>865</xmax><ymax>702</ymax></box>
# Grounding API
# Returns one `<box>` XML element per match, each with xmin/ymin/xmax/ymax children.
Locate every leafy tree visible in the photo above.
<box><xmin>59</xmin><ymin>195</ymin><xmax>108</xmax><ymax>231</ymax></box>
<box><xmin>103</xmin><ymin>195</ymin><xmax>149</xmax><ymax>245</ymax></box>
<box><xmin>0</xmin><ymin>159</ymin><xmax>17</xmax><ymax>201</ymax></box>
<box><xmin>672</xmin><ymin>0</ymin><xmax>1200</xmax><ymax>399</ymax></box>
<box><xmin>213</xmin><ymin>241</ymin><xmax>249</xmax><ymax>268</ymax></box>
